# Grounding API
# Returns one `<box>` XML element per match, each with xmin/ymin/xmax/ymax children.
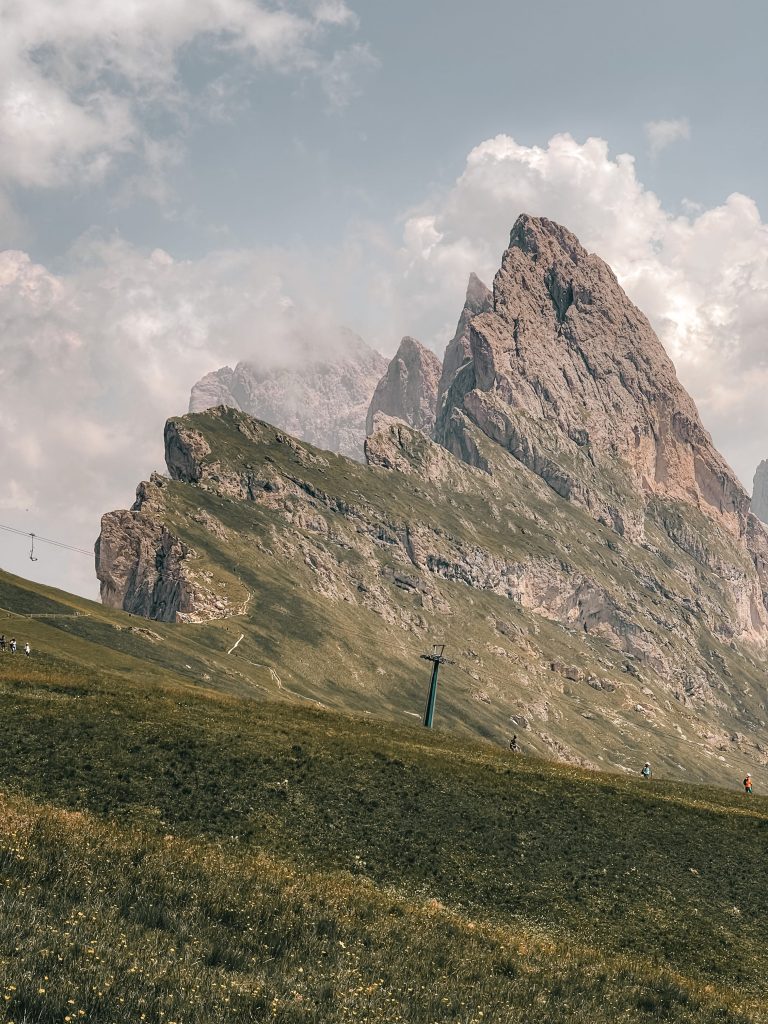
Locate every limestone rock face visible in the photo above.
<box><xmin>364</xmin><ymin>413</ymin><xmax>468</xmax><ymax>484</ymax></box>
<box><xmin>436</xmin><ymin>272</ymin><xmax>492</xmax><ymax>413</ymax></box>
<box><xmin>189</xmin><ymin>332</ymin><xmax>387</xmax><ymax>461</ymax></box>
<box><xmin>95</xmin><ymin>506</ymin><xmax>191</xmax><ymax>622</ymax></box>
<box><xmin>96</xmin><ymin>465</ymin><xmax>247</xmax><ymax>623</ymax></box>
<box><xmin>433</xmin><ymin>214</ymin><xmax>768</xmax><ymax>641</ymax></box>
<box><xmin>752</xmin><ymin>461</ymin><xmax>768</xmax><ymax>524</ymax></box>
<box><xmin>438</xmin><ymin>216</ymin><xmax>750</xmax><ymax>535</ymax></box>
<box><xmin>365</xmin><ymin>337</ymin><xmax>441</xmax><ymax>436</ymax></box>
<box><xmin>188</xmin><ymin>367</ymin><xmax>238</xmax><ymax>413</ymax></box>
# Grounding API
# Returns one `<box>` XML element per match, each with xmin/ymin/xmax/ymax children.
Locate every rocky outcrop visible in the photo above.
<box><xmin>190</xmin><ymin>331</ymin><xmax>387</xmax><ymax>461</ymax></box>
<box><xmin>364</xmin><ymin>414</ymin><xmax>470</xmax><ymax>484</ymax></box>
<box><xmin>436</xmin><ymin>272</ymin><xmax>492</xmax><ymax>413</ymax></box>
<box><xmin>440</xmin><ymin>216</ymin><xmax>748</xmax><ymax>522</ymax></box>
<box><xmin>752</xmin><ymin>461</ymin><xmax>768</xmax><ymax>524</ymax></box>
<box><xmin>365</xmin><ymin>337</ymin><xmax>441</xmax><ymax>436</ymax></box>
<box><xmin>188</xmin><ymin>367</ymin><xmax>238</xmax><ymax>413</ymax></box>
<box><xmin>96</xmin><ymin>465</ymin><xmax>246</xmax><ymax>623</ymax></box>
<box><xmin>95</xmin><ymin>506</ymin><xmax>192</xmax><ymax>623</ymax></box>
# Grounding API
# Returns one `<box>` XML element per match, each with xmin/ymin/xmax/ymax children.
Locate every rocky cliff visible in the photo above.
<box><xmin>753</xmin><ymin>461</ymin><xmax>768</xmax><ymax>524</ymax></box>
<box><xmin>439</xmin><ymin>216</ymin><xmax>747</xmax><ymax>520</ymax></box>
<box><xmin>436</xmin><ymin>272</ymin><xmax>493</xmax><ymax>414</ymax></box>
<box><xmin>97</xmin><ymin>214</ymin><xmax>768</xmax><ymax>782</ymax></box>
<box><xmin>437</xmin><ymin>214</ymin><xmax>768</xmax><ymax>640</ymax></box>
<box><xmin>365</xmin><ymin>336</ymin><xmax>441</xmax><ymax>436</ymax></box>
<box><xmin>190</xmin><ymin>331</ymin><xmax>387</xmax><ymax>461</ymax></box>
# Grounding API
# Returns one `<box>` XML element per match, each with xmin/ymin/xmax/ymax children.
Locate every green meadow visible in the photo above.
<box><xmin>0</xmin><ymin>634</ymin><xmax>765</xmax><ymax>1022</ymax></box>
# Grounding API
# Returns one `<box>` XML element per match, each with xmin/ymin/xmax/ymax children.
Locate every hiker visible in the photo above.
<box><xmin>23</xmin><ymin>642</ymin><xmax>30</xmax><ymax>657</ymax></box>
<box><xmin>0</xmin><ymin>635</ymin><xmax>5</xmax><ymax>652</ymax></box>
<box><xmin>744</xmin><ymin>774</ymin><xmax>753</xmax><ymax>795</ymax></box>
<box><xmin>641</xmin><ymin>761</ymin><xmax>652</xmax><ymax>779</ymax></box>
<box><xmin>509</xmin><ymin>734</ymin><xmax>521</xmax><ymax>754</ymax></box>
<box><xmin>9</xmin><ymin>638</ymin><xmax>16</xmax><ymax>654</ymax></box>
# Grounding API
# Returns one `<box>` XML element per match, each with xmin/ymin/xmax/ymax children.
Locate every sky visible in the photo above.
<box><xmin>1</xmin><ymin>0</ymin><xmax>768</xmax><ymax>599</ymax></box>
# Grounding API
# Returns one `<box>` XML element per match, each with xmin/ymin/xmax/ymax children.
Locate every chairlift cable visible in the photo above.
<box><xmin>0</xmin><ymin>522</ymin><xmax>92</xmax><ymax>558</ymax></box>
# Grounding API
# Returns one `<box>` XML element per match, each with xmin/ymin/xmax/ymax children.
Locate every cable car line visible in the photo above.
<box><xmin>0</xmin><ymin>522</ymin><xmax>93</xmax><ymax>558</ymax></box>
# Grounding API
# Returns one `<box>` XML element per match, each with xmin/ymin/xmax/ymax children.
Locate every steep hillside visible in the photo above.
<box><xmin>91</xmin><ymin>404</ymin><xmax>768</xmax><ymax>787</ymax></box>
<box><xmin>0</xmin><ymin>645</ymin><xmax>767</xmax><ymax>1022</ymax></box>
<box><xmin>96</xmin><ymin>214</ymin><xmax>768</xmax><ymax>784</ymax></box>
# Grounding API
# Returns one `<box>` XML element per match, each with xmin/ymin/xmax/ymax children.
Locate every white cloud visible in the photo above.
<box><xmin>645</xmin><ymin>117</ymin><xmax>691</xmax><ymax>157</ymax></box>
<box><xmin>317</xmin><ymin>42</ymin><xmax>379</xmax><ymax>109</ymax></box>
<box><xmin>0</xmin><ymin>0</ymin><xmax>368</xmax><ymax>203</ymax></box>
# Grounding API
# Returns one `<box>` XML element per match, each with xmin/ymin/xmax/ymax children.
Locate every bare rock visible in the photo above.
<box><xmin>366</xmin><ymin>337</ymin><xmax>442</xmax><ymax>436</ymax></box>
<box><xmin>165</xmin><ymin>421</ymin><xmax>210</xmax><ymax>483</ymax></box>
<box><xmin>752</xmin><ymin>460</ymin><xmax>768</xmax><ymax>524</ymax></box>
<box><xmin>95</xmin><ymin>507</ymin><xmax>193</xmax><ymax>622</ymax></box>
<box><xmin>190</xmin><ymin>331</ymin><xmax>387</xmax><ymax>461</ymax></box>
<box><xmin>364</xmin><ymin>414</ymin><xmax>463</xmax><ymax>483</ymax></box>
<box><xmin>440</xmin><ymin>215</ymin><xmax>749</xmax><ymax>531</ymax></box>
<box><xmin>436</xmin><ymin>272</ymin><xmax>493</xmax><ymax>414</ymax></box>
<box><xmin>189</xmin><ymin>367</ymin><xmax>239</xmax><ymax>413</ymax></box>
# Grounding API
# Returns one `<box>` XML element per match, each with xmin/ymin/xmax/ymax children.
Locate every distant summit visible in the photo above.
<box><xmin>365</xmin><ymin>336</ymin><xmax>441</xmax><ymax>436</ymax></box>
<box><xmin>189</xmin><ymin>330</ymin><xmax>387</xmax><ymax>461</ymax></box>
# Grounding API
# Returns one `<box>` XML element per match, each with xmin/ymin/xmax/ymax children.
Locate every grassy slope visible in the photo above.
<box><xmin>94</xmin><ymin>406</ymin><xmax>768</xmax><ymax>787</ymax></box>
<box><xmin>0</xmin><ymin>647</ymin><xmax>766</xmax><ymax>1022</ymax></box>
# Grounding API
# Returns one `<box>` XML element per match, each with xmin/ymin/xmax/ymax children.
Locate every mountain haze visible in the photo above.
<box><xmin>190</xmin><ymin>330</ymin><xmax>387</xmax><ymax>461</ymax></box>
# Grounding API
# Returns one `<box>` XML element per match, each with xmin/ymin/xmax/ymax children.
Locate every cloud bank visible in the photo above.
<box><xmin>0</xmin><ymin>234</ymin><xmax>370</xmax><ymax>595</ymax></box>
<box><xmin>2</xmin><ymin>132</ymin><xmax>768</xmax><ymax>597</ymax></box>
<box><xmin>0</xmin><ymin>0</ymin><xmax>367</xmax><ymax>205</ymax></box>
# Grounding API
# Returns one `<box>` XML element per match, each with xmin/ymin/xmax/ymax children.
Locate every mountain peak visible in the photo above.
<box><xmin>445</xmin><ymin>216</ymin><xmax>746</xmax><ymax>516</ymax></box>
<box><xmin>508</xmin><ymin>213</ymin><xmax>585</xmax><ymax>263</ymax></box>
<box><xmin>436</xmin><ymin>272</ymin><xmax>493</xmax><ymax>412</ymax></box>
<box><xmin>435</xmin><ymin>216</ymin><xmax>764</xmax><ymax>639</ymax></box>
<box><xmin>465</xmin><ymin>271</ymin><xmax>493</xmax><ymax>312</ymax></box>
<box><xmin>365</xmin><ymin>336</ymin><xmax>441</xmax><ymax>436</ymax></box>
<box><xmin>395</xmin><ymin>335</ymin><xmax>430</xmax><ymax>360</ymax></box>
<box><xmin>188</xmin><ymin>333</ymin><xmax>387</xmax><ymax>461</ymax></box>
